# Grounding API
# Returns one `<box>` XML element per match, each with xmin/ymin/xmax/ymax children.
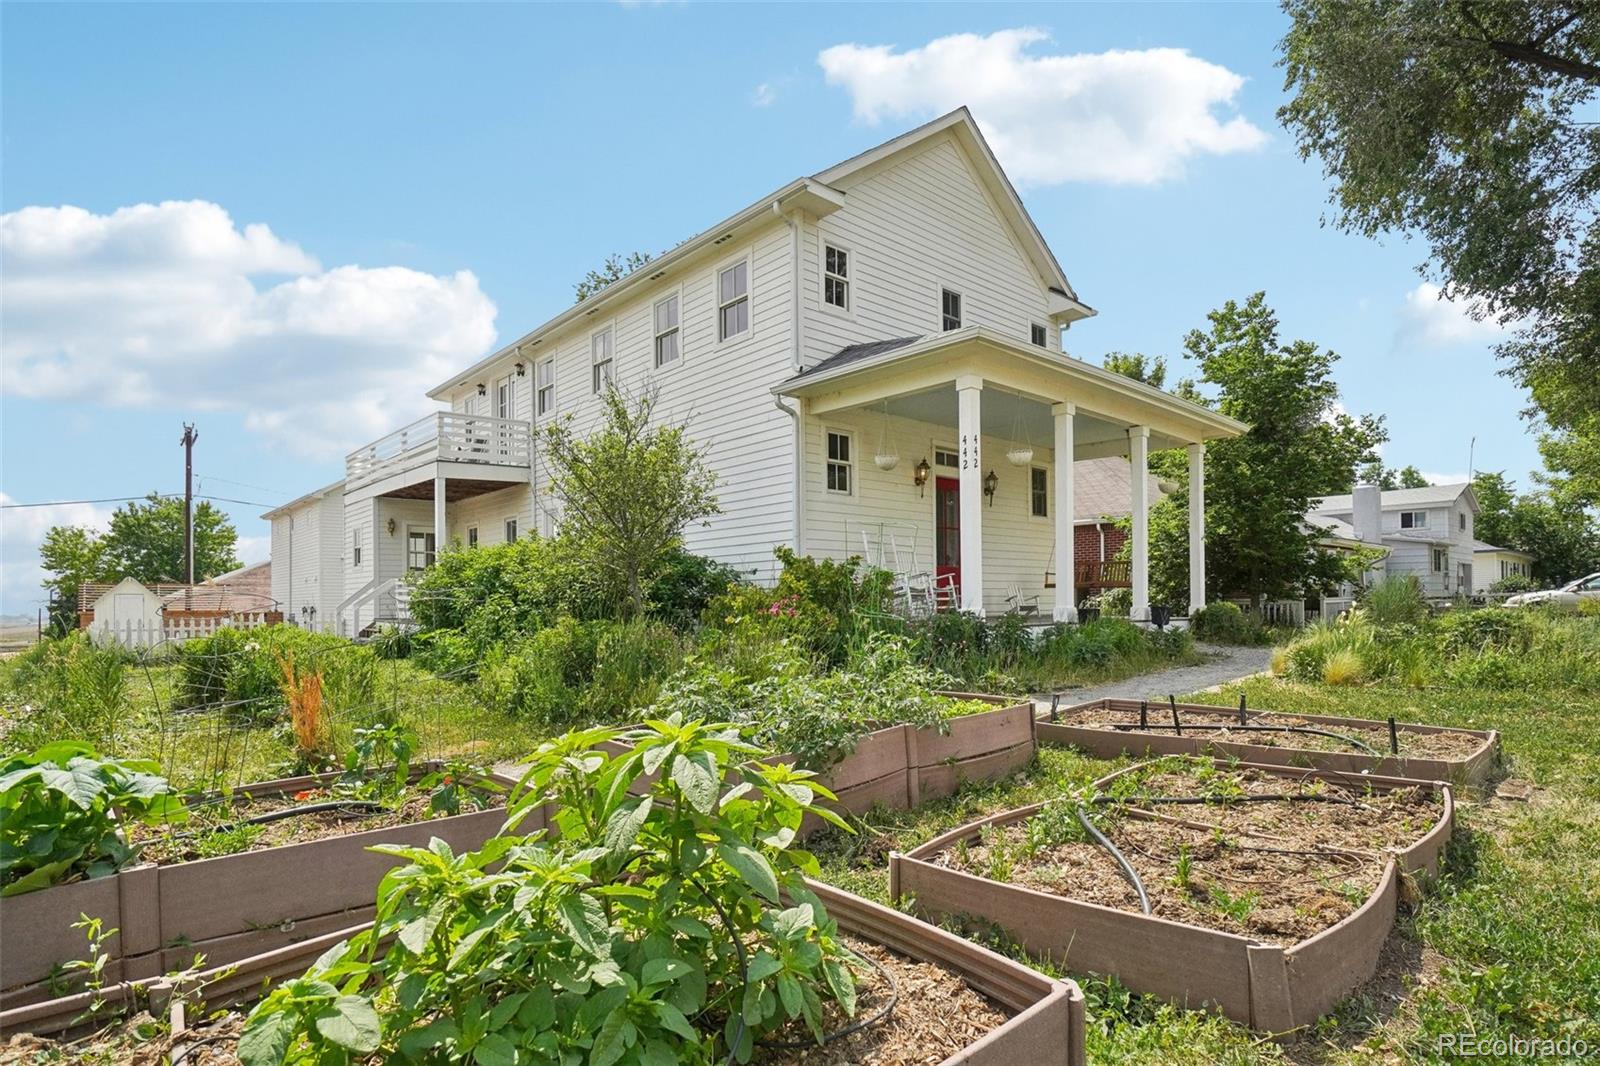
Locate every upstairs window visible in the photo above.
<box><xmin>591</xmin><ymin>327</ymin><xmax>613</xmax><ymax>394</ymax></box>
<box><xmin>1030</xmin><ymin>467</ymin><xmax>1048</xmax><ymax>517</ymax></box>
<box><xmin>941</xmin><ymin>289</ymin><xmax>962</xmax><ymax>331</ymax></box>
<box><xmin>1400</xmin><ymin>510</ymin><xmax>1427</xmax><ymax>529</ymax></box>
<box><xmin>496</xmin><ymin>378</ymin><xmax>514</xmax><ymax>420</ymax></box>
<box><xmin>718</xmin><ymin>260</ymin><xmax>750</xmax><ymax>341</ymax></box>
<box><xmin>1459</xmin><ymin>512</ymin><xmax>1466</xmax><ymax>531</ymax></box>
<box><xmin>505</xmin><ymin>518</ymin><xmax>519</xmax><ymax>543</ymax></box>
<box><xmin>826</xmin><ymin>430</ymin><xmax>853</xmax><ymax>494</ymax></box>
<box><xmin>351</xmin><ymin>528</ymin><xmax>363</xmax><ymax>567</ymax></box>
<box><xmin>824</xmin><ymin>245</ymin><xmax>849</xmax><ymax>311</ymax></box>
<box><xmin>654</xmin><ymin>294</ymin><xmax>680</xmax><ymax>368</ymax></box>
<box><xmin>467</xmin><ymin>526</ymin><xmax>479</xmax><ymax>548</ymax></box>
<box><xmin>536</xmin><ymin>359</ymin><xmax>555</xmax><ymax>417</ymax></box>
<box><xmin>1031</xmin><ymin>323</ymin><xmax>1048</xmax><ymax>347</ymax></box>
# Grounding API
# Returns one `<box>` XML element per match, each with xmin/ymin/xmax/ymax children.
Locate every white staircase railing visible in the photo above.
<box><xmin>336</xmin><ymin>577</ymin><xmax>413</xmax><ymax>636</ymax></box>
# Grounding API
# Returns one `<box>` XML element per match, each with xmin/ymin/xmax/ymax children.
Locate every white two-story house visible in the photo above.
<box><xmin>265</xmin><ymin>108</ymin><xmax>1246</xmax><ymax>634</ymax></box>
<box><xmin>1308</xmin><ymin>482</ymin><xmax>1482</xmax><ymax>600</ymax></box>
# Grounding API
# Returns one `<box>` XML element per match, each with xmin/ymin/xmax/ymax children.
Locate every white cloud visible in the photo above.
<box><xmin>751</xmin><ymin>82</ymin><xmax>777</xmax><ymax>108</ymax></box>
<box><xmin>818</xmin><ymin>29</ymin><xmax>1266</xmax><ymax>185</ymax></box>
<box><xmin>1420</xmin><ymin>471</ymin><xmax>1470</xmax><ymax>486</ymax></box>
<box><xmin>0</xmin><ymin>201</ymin><xmax>498</xmax><ymax>459</ymax></box>
<box><xmin>235</xmin><ymin>534</ymin><xmax>272</xmax><ymax>566</ymax></box>
<box><xmin>1396</xmin><ymin>282</ymin><xmax>1505</xmax><ymax>347</ymax></box>
<box><xmin>0</xmin><ymin>494</ymin><xmax>112</xmax><ymax>614</ymax></box>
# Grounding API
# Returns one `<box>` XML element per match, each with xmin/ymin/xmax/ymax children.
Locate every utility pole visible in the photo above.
<box><xmin>180</xmin><ymin>423</ymin><xmax>198</xmax><ymax>584</ymax></box>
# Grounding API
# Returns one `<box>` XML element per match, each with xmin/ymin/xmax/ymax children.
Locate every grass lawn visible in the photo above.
<box><xmin>811</xmin><ymin>675</ymin><xmax>1600</xmax><ymax>1064</ymax></box>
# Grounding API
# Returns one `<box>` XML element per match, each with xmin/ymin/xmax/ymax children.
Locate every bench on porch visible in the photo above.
<box><xmin>1043</xmin><ymin>558</ymin><xmax>1132</xmax><ymax>591</ymax></box>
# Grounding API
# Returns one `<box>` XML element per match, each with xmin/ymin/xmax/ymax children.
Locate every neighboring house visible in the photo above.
<box><xmin>267</xmin><ymin>108</ymin><xmax>1246</xmax><ymax>635</ymax></box>
<box><xmin>1471</xmin><ymin>541</ymin><xmax>1536</xmax><ymax>594</ymax></box>
<box><xmin>1308</xmin><ymin>483</ymin><xmax>1481</xmax><ymax>599</ymax></box>
<box><xmin>263</xmin><ymin>480</ymin><xmax>346</xmax><ymax>630</ymax></box>
<box><xmin>85</xmin><ymin>578</ymin><xmax>164</xmax><ymax>645</ymax></box>
<box><xmin>79</xmin><ymin>563</ymin><xmax>280</xmax><ymax>646</ymax></box>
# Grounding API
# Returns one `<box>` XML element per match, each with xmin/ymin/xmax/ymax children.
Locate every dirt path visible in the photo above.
<box><xmin>1038</xmin><ymin>643</ymin><xmax>1274</xmax><ymax>708</ymax></box>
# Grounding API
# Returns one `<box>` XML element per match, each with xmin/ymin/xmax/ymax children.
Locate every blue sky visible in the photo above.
<box><xmin>0</xmin><ymin>3</ymin><xmax>1533</xmax><ymax>612</ymax></box>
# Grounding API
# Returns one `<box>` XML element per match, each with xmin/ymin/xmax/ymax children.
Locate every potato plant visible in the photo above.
<box><xmin>239</xmin><ymin>714</ymin><xmax>861</xmax><ymax>1064</ymax></box>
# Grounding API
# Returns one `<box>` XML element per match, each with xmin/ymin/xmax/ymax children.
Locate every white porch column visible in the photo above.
<box><xmin>1188</xmin><ymin>442</ymin><xmax>1206</xmax><ymax>616</ymax></box>
<box><xmin>1129</xmin><ymin>427</ymin><xmax>1151</xmax><ymax>622</ymax></box>
<box><xmin>1052</xmin><ymin>402</ymin><xmax>1077</xmax><ymax>622</ymax></box>
<box><xmin>956</xmin><ymin>375</ymin><xmax>985</xmax><ymax>616</ymax></box>
<box><xmin>433</xmin><ymin>475</ymin><xmax>447</xmax><ymax>558</ymax></box>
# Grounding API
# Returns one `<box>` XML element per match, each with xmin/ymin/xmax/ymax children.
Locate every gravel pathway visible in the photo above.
<box><xmin>1038</xmin><ymin>643</ymin><xmax>1275</xmax><ymax>708</ymax></box>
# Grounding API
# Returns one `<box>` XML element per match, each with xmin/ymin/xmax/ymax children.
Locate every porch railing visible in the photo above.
<box><xmin>345</xmin><ymin>412</ymin><xmax>533</xmax><ymax>489</ymax></box>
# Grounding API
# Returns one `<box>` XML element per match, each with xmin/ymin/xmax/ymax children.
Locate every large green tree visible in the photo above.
<box><xmin>1279</xmin><ymin>0</ymin><xmax>1599</xmax><ymax>511</ymax></box>
<box><xmin>573</xmin><ymin>251</ymin><xmax>655</xmax><ymax>303</ymax></box>
<box><xmin>541</xmin><ymin>384</ymin><xmax>720</xmax><ymax>618</ymax></box>
<box><xmin>40</xmin><ymin>493</ymin><xmax>242</xmax><ymax>628</ymax></box>
<box><xmin>1473</xmin><ymin>471</ymin><xmax>1600</xmax><ymax>585</ymax></box>
<box><xmin>1120</xmin><ymin>294</ymin><xmax>1387</xmax><ymax>610</ymax></box>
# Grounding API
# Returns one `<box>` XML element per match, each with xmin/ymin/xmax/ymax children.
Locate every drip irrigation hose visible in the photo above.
<box><xmin>757</xmin><ymin>953</ymin><xmax>899</xmax><ymax>1050</ymax></box>
<box><xmin>173</xmin><ymin>800</ymin><xmax>389</xmax><ymax>841</ymax></box>
<box><xmin>1093</xmin><ymin>793</ymin><xmax>1368</xmax><ymax>808</ymax></box>
<box><xmin>1075</xmin><ymin>805</ymin><xmax>1151</xmax><ymax>915</ymax></box>
<box><xmin>1102</xmin><ymin>721</ymin><xmax>1381</xmax><ymax>757</ymax></box>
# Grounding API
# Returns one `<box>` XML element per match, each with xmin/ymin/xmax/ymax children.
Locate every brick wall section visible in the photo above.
<box><xmin>1073</xmin><ymin>523</ymin><xmax>1126</xmax><ymax>562</ymax></box>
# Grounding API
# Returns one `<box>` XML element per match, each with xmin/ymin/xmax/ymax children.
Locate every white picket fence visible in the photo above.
<box><xmin>92</xmin><ymin>613</ymin><xmax>277</xmax><ymax>649</ymax></box>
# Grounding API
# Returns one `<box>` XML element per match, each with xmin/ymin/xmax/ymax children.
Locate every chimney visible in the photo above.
<box><xmin>1352</xmin><ymin>483</ymin><xmax>1382</xmax><ymax>543</ymax></box>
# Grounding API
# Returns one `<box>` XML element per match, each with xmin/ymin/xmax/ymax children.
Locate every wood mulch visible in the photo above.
<box><xmin>1063</xmin><ymin>704</ymin><xmax>1484</xmax><ymax>759</ymax></box>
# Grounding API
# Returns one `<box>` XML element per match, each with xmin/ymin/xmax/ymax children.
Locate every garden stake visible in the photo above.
<box><xmin>1170</xmin><ymin>696</ymin><xmax>1182</xmax><ymax>736</ymax></box>
<box><xmin>1239</xmin><ymin>693</ymin><xmax>1248</xmax><ymax>726</ymax></box>
<box><xmin>1389</xmin><ymin>716</ymin><xmax>1399</xmax><ymax>755</ymax></box>
<box><xmin>1050</xmin><ymin>693</ymin><xmax>1060</xmax><ymax>722</ymax></box>
<box><xmin>1139</xmin><ymin>700</ymin><xmax>1148</xmax><ymax>729</ymax></box>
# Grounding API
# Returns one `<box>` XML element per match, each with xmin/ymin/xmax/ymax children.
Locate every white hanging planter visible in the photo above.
<box><xmin>874</xmin><ymin>452</ymin><xmax>901</xmax><ymax>471</ymax></box>
<box><xmin>1006</xmin><ymin>446</ymin><xmax>1034</xmax><ymax>467</ymax></box>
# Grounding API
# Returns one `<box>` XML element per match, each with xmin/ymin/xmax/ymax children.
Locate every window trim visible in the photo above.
<box><xmin>466</xmin><ymin>526</ymin><xmax>479</xmax><ymax>548</ymax></box>
<box><xmin>825</xmin><ymin>428</ymin><xmax>854</xmax><ymax>496</ymax></box>
<box><xmin>715</xmin><ymin>251</ymin><xmax>753</xmax><ymax>346</ymax></box>
<box><xmin>652</xmin><ymin>288</ymin><xmax>683</xmax><ymax>370</ymax></box>
<box><xmin>351</xmin><ymin>527</ymin><xmax>363</xmax><ymax>567</ymax></box>
<box><xmin>1400</xmin><ymin>510</ymin><xmax>1427</xmax><ymax>529</ymax></box>
<box><xmin>1432</xmin><ymin>547</ymin><xmax>1447</xmax><ymax>572</ymax></box>
<box><xmin>590</xmin><ymin>322</ymin><xmax>615</xmax><ymax>395</ymax></box>
<box><xmin>405</xmin><ymin>526</ymin><xmax>437</xmax><ymax>571</ymax></box>
<box><xmin>940</xmin><ymin>287</ymin><xmax>962</xmax><ymax>332</ymax></box>
<box><xmin>933</xmin><ymin>445</ymin><xmax>959</xmax><ymax>471</ymax></box>
<box><xmin>1030</xmin><ymin>322</ymin><xmax>1048</xmax><ymax>348</ymax></box>
<box><xmin>495</xmin><ymin>374</ymin><xmax>516</xmax><ymax>420</ymax></box>
<box><xmin>535</xmin><ymin>357</ymin><xmax>555</xmax><ymax>418</ymax></box>
<box><xmin>1029</xmin><ymin>466</ymin><xmax>1049</xmax><ymax>518</ymax></box>
<box><xmin>821</xmin><ymin>239</ymin><xmax>852</xmax><ymax>317</ymax></box>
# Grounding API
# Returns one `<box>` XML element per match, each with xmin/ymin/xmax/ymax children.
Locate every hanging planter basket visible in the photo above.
<box><xmin>1005</xmin><ymin>446</ymin><xmax>1034</xmax><ymax>467</ymax></box>
<box><xmin>875</xmin><ymin>452</ymin><xmax>901</xmax><ymax>471</ymax></box>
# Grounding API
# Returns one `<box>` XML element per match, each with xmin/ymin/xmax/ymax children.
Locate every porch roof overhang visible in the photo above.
<box><xmin>774</xmin><ymin>327</ymin><xmax>1248</xmax><ymax>451</ymax></box>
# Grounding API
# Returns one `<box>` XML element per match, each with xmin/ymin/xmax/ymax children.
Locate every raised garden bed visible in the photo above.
<box><xmin>1037</xmin><ymin>695</ymin><xmax>1500</xmax><ymax>788</ymax></box>
<box><xmin>0</xmin><ymin>764</ymin><xmax>523</xmax><ymax>1014</ymax></box>
<box><xmin>2</xmin><ymin>881</ymin><xmax>1088</xmax><ymax>1065</ymax></box>
<box><xmin>889</xmin><ymin>757</ymin><xmax>1454</xmax><ymax>1032</ymax></box>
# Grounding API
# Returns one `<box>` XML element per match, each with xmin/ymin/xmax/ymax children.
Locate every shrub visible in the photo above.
<box><xmin>2</xmin><ymin>633</ymin><xmax>132</xmax><ymax>753</ymax></box>
<box><xmin>1489</xmin><ymin>573</ymin><xmax>1539</xmax><ymax>594</ymax></box>
<box><xmin>644</xmin><ymin>549</ymin><xmax>744</xmax><ymax>630</ymax></box>
<box><xmin>408</xmin><ymin>533</ymin><xmax>613</xmax><ymax>640</ymax></box>
<box><xmin>1094</xmin><ymin>587</ymin><xmax>1133</xmax><ymax>618</ymax></box>
<box><xmin>176</xmin><ymin>625</ymin><xmax>366</xmax><ymax>720</ymax></box>
<box><xmin>1189</xmin><ymin>602</ymin><xmax>1261</xmax><ymax>644</ymax></box>
<box><xmin>1361</xmin><ymin>576</ymin><xmax>1430</xmax><ymax>627</ymax></box>
<box><xmin>1321</xmin><ymin>648</ymin><xmax>1365</xmax><ymax>686</ymax></box>
<box><xmin>238</xmin><ymin>718</ymin><xmax>860</xmax><ymax>1064</ymax></box>
<box><xmin>409</xmin><ymin>628</ymin><xmax>477</xmax><ymax>679</ymax></box>
<box><xmin>770</xmin><ymin>547</ymin><xmax>895</xmax><ymax>665</ymax></box>
<box><xmin>1434</xmin><ymin>609</ymin><xmax>1535</xmax><ymax>658</ymax></box>
<box><xmin>479</xmin><ymin>617</ymin><xmax>687</xmax><ymax>729</ymax></box>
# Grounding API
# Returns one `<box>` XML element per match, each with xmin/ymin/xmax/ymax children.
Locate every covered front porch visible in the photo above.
<box><xmin>777</xmin><ymin>327</ymin><xmax>1247</xmax><ymax>621</ymax></box>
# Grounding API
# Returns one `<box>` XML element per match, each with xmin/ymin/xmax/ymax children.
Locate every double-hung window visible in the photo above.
<box><xmin>351</xmin><ymin>528</ymin><xmax>362</xmax><ymax>567</ymax></box>
<box><xmin>591</xmin><ymin>327</ymin><xmax>613</xmax><ymax>394</ymax></box>
<box><xmin>1031</xmin><ymin>323</ymin><xmax>1048</xmax><ymax>347</ymax></box>
<box><xmin>1030</xmin><ymin>468</ymin><xmax>1048</xmax><ymax>517</ymax></box>
<box><xmin>496</xmin><ymin>377</ymin><xmax>514</xmax><ymax>420</ymax></box>
<box><xmin>407</xmin><ymin>531</ymin><xmax>436</xmax><ymax>571</ymax></box>
<box><xmin>941</xmin><ymin>289</ymin><xmax>962</xmax><ymax>331</ymax></box>
<box><xmin>823</xmin><ymin>245</ymin><xmax>849</xmax><ymax>311</ymax></box>
<box><xmin>1432</xmin><ymin>548</ymin><xmax>1447</xmax><ymax>572</ymax></box>
<box><xmin>654</xmin><ymin>294</ymin><xmax>680</xmax><ymax>368</ymax></box>
<box><xmin>467</xmin><ymin>526</ymin><xmax>479</xmax><ymax>548</ymax></box>
<box><xmin>1400</xmin><ymin>510</ymin><xmax>1427</xmax><ymax>529</ymax></box>
<box><xmin>826</xmin><ymin>430</ymin><xmax>853</xmax><ymax>494</ymax></box>
<box><xmin>718</xmin><ymin>260</ymin><xmax>749</xmax><ymax>341</ymax></box>
<box><xmin>505</xmin><ymin>518</ymin><xmax>519</xmax><ymax>543</ymax></box>
<box><xmin>536</xmin><ymin>359</ymin><xmax>554</xmax><ymax>417</ymax></box>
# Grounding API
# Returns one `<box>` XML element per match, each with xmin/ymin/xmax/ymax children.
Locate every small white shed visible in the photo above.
<box><xmin>87</xmin><ymin>578</ymin><xmax>164</xmax><ymax>647</ymax></box>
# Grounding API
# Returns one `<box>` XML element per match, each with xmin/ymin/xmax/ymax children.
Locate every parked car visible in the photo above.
<box><xmin>1504</xmin><ymin>572</ymin><xmax>1600</xmax><ymax>609</ymax></box>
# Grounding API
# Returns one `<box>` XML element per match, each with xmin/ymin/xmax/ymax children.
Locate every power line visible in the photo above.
<box><xmin>0</xmin><ymin>493</ymin><xmax>278</xmax><ymax>510</ymax></box>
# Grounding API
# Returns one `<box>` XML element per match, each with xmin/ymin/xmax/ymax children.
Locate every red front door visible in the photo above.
<box><xmin>935</xmin><ymin>476</ymin><xmax>960</xmax><ymax>599</ymax></box>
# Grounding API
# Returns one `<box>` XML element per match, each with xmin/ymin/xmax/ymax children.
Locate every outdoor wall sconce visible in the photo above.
<box><xmin>983</xmin><ymin>469</ymin><xmax>999</xmax><ymax>506</ymax></box>
<box><xmin>514</xmin><ymin>362</ymin><xmax>526</xmax><ymax>377</ymax></box>
<box><xmin>386</xmin><ymin>518</ymin><xmax>397</xmax><ymax>536</ymax></box>
<box><xmin>913</xmin><ymin>457</ymin><xmax>931</xmax><ymax>497</ymax></box>
<box><xmin>477</xmin><ymin>383</ymin><xmax>487</xmax><ymax>396</ymax></box>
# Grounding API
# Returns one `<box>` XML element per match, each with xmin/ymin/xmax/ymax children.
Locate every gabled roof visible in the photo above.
<box><xmin>261</xmin><ymin>478</ymin><xmax>345</xmax><ymax>520</ymax></box>
<box><xmin>1311</xmin><ymin>483</ymin><xmax>1477</xmax><ymax>515</ymax></box>
<box><xmin>428</xmin><ymin>107</ymin><xmax>1092</xmax><ymax>400</ymax></box>
<box><xmin>1073</xmin><ymin>457</ymin><xmax>1166</xmax><ymax>522</ymax></box>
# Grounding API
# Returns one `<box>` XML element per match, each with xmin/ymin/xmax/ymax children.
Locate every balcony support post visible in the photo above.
<box><xmin>433</xmin><ymin>475</ymin><xmax>446</xmax><ymax>561</ymax></box>
<box><xmin>1052</xmin><ymin>402</ymin><xmax>1077</xmax><ymax>622</ymax></box>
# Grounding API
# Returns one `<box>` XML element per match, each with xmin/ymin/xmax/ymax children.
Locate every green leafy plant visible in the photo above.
<box><xmin>0</xmin><ymin>742</ymin><xmax>187</xmax><ymax>895</ymax></box>
<box><xmin>238</xmin><ymin>715</ymin><xmax>862</xmax><ymax>1064</ymax></box>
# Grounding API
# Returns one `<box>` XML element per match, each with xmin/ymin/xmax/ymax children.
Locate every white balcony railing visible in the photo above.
<box><xmin>345</xmin><ymin>412</ymin><xmax>533</xmax><ymax>489</ymax></box>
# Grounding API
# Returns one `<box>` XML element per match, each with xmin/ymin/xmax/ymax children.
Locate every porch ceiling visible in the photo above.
<box><xmin>874</xmin><ymin>384</ymin><xmax>1143</xmax><ymax>457</ymax></box>
<box><xmin>381</xmin><ymin>478</ymin><xmax>523</xmax><ymax>503</ymax></box>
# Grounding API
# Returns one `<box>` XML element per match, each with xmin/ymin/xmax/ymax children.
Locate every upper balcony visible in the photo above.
<box><xmin>345</xmin><ymin>411</ymin><xmax>533</xmax><ymax>493</ymax></box>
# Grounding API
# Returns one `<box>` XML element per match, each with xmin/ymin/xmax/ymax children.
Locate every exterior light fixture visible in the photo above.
<box><xmin>913</xmin><ymin>457</ymin><xmax>931</xmax><ymax>497</ymax></box>
<box><xmin>477</xmin><ymin>383</ymin><xmax>487</xmax><ymax>396</ymax></box>
<box><xmin>983</xmin><ymin>469</ymin><xmax>999</xmax><ymax>506</ymax></box>
<box><xmin>386</xmin><ymin>518</ymin><xmax>397</xmax><ymax>536</ymax></box>
<box><xmin>514</xmin><ymin>362</ymin><xmax>526</xmax><ymax>377</ymax></box>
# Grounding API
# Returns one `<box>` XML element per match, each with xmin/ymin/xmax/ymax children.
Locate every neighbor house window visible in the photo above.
<box><xmin>826</xmin><ymin>430</ymin><xmax>853</xmax><ymax>494</ymax></box>
<box><xmin>823</xmin><ymin>245</ymin><xmax>849</xmax><ymax>311</ymax></box>
<box><xmin>505</xmin><ymin>518</ymin><xmax>518</xmax><ymax>543</ymax></box>
<box><xmin>1031</xmin><ymin>323</ymin><xmax>1047</xmax><ymax>347</ymax></box>
<box><xmin>351</xmin><ymin>528</ymin><xmax>362</xmax><ymax>567</ymax></box>
<box><xmin>718</xmin><ymin>260</ymin><xmax>749</xmax><ymax>341</ymax></box>
<box><xmin>536</xmin><ymin>359</ymin><xmax>554</xmax><ymax>416</ymax></box>
<box><xmin>653</xmin><ymin>294</ymin><xmax>680</xmax><ymax>368</ymax></box>
<box><xmin>467</xmin><ymin>526</ymin><xmax>478</xmax><ymax>548</ymax></box>
<box><xmin>941</xmin><ymin>289</ymin><xmax>962</xmax><ymax>331</ymax></box>
<box><xmin>591</xmin><ymin>327</ymin><xmax>613</xmax><ymax>393</ymax></box>
<box><xmin>1432</xmin><ymin>548</ymin><xmax>1447</xmax><ymax>572</ymax></box>
<box><xmin>1400</xmin><ymin>511</ymin><xmax>1427</xmax><ymax>529</ymax></box>
<box><xmin>1030</xmin><ymin>468</ymin><xmax>1048</xmax><ymax>517</ymax></box>
<box><xmin>1459</xmin><ymin>512</ymin><xmax>1466</xmax><ymax>531</ymax></box>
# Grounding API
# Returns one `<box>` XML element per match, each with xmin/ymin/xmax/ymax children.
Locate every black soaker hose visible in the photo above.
<box><xmin>1075</xmin><ymin>806</ymin><xmax>1152</xmax><ymax>915</ymax></box>
<box><xmin>1103</xmin><ymin>721</ymin><xmax>1381</xmax><ymax>757</ymax></box>
<box><xmin>757</xmin><ymin>953</ymin><xmax>898</xmax><ymax>1050</ymax></box>
<box><xmin>1092</xmin><ymin>793</ymin><xmax>1368</xmax><ymax>808</ymax></box>
<box><xmin>185</xmin><ymin>800</ymin><xmax>388</xmax><ymax>839</ymax></box>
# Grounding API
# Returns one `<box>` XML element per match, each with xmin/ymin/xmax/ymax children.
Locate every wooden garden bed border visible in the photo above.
<box><xmin>0</xmin><ymin>764</ymin><xmax>524</xmax><ymax>1010</ymax></box>
<box><xmin>889</xmin><ymin>760</ymin><xmax>1454</xmax><ymax>1033</ymax></box>
<box><xmin>1037</xmin><ymin>697</ymin><xmax>1500</xmax><ymax>789</ymax></box>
